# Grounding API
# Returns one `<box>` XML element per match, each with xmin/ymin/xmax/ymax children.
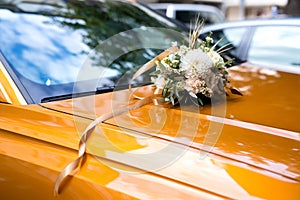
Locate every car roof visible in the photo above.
<box><xmin>202</xmin><ymin>17</ymin><xmax>300</xmax><ymax>32</ymax></box>
<box><xmin>148</xmin><ymin>3</ymin><xmax>222</xmax><ymax>11</ymax></box>
<box><xmin>148</xmin><ymin>3</ymin><xmax>225</xmax><ymax>20</ymax></box>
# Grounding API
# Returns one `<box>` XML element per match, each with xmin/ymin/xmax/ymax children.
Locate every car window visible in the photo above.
<box><xmin>248</xmin><ymin>26</ymin><xmax>300</xmax><ymax>67</ymax></box>
<box><xmin>176</xmin><ymin>10</ymin><xmax>222</xmax><ymax>25</ymax></box>
<box><xmin>202</xmin><ymin>27</ymin><xmax>247</xmax><ymax>57</ymax></box>
<box><xmin>222</xmin><ymin>28</ymin><xmax>247</xmax><ymax>47</ymax></box>
<box><xmin>155</xmin><ymin>9</ymin><xmax>167</xmax><ymax>15</ymax></box>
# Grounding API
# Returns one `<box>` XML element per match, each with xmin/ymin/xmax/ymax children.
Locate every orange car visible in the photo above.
<box><xmin>0</xmin><ymin>0</ymin><xmax>299</xmax><ymax>199</ymax></box>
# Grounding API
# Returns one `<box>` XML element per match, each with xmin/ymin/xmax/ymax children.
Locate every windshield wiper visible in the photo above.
<box><xmin>96</xmin><ymin>82</ymin><xmax>151</xmax><ymax>93</ymax></box>
<box><xmin>41</xmin><ymin>82</ymin><xmax>152</xmax><ymax>103</ymax></box>
<box><xmin>41</xmin><ymin>90</ymin><xmax>97</xmax><ymax>103</ymax></box>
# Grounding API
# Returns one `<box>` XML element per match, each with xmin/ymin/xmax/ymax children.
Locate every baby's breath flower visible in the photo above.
<box><xmin>178</xmin><ymin>45</ymin><xmax>189</xmax><ymax>56</ymax></box>
<box><xmin>205</xmin><ymin>36</ymin><xmax>213</xmax><ymax>43</ymax></box>
<box><xmin>208</xmin><ymin>50</ymin><xmax>224</xmax><ymax>67</ymax></box>
<box><xmin>185</xmin><ymin>78</ymin><xmax>208</xmax><ymax>97</ymax></box>
<box><xmin>154</xmin><ymin>75</ymin><xmax>166</xmax><ymax>89</ymax></box>
<box><xmin>204</xmin><ymin>47</ymin><xmax>210</xmax><ymax>53</ymax></box>
<box><xmin>176</xmin><ymin>81</ymin><xmax>185</xmax><ymax>90</ymax></box>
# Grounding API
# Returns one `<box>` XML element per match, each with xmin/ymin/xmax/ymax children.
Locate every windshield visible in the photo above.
<box><xmin>0</xmin><ymin>0</ymin><xmax>186</xmax><ymax>103</ymax></box>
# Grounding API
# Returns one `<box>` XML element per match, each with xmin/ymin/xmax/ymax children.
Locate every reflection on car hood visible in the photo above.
<box><xmin>41</xmin><ymin>63</ymin><xmax>300</xmax><ymax>199</ymax></box>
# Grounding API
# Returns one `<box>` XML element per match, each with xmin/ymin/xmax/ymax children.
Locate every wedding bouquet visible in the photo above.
<box><xmin>151</xmin><ymin>20</ymin><xmax>238</xmax><ymax>106</ymax></box>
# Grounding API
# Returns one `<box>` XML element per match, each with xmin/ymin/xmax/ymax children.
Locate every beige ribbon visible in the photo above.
<box><xmin>129</xmin><ymin>46</ymin><xmax>178</xmax><ymax>99</ymax></box>
<box><xmin>54</xmin><ymin>46</ymin><xmax>178</xmax><ymax>195</ymax></box>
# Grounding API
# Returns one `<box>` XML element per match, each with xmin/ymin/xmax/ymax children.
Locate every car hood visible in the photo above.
<box><xmin>41</xmin><ymin>63</ymin><xmax>300</xmax><ymax>199</ymax></box>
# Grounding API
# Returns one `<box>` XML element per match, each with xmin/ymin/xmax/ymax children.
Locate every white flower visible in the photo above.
<box><xmin>204</xmin><ymin>47</ymin><xmax>210</xmax><ymax>52</ymax></box>
<box><xmin>177</xmin><ymin>45</ymin><xmax>189</xmax><ymax>56</ymax></box>
<box><xmin>208</xmin><ymin>50</ymin><xmax>224</xmax><ymax>67</ymax></box>
<box><xmin>205</xmin><ymin>36</ymin><xmax>213</xmax><ymax>43</ymax></box>
<box><xmin>176</xmin><ymin>81</ymin><xmax>185</xmax><ymax>91</ymax></box>
<box><xmin>180</xmin><ymin>49</ymin><xmax>213</xmax><ymax>78</ymax></box>
<box><xmin>154</xmin><ymin>75</ymin><xmax>166</xmax><ymax>89</ymax></box>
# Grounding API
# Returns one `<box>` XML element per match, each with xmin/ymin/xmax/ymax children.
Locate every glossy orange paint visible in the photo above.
<box><xmin>1</xmin><ymin>63</ymin><xmax>300</xmax><ymax>199</ymax></box>
<box><xmin>0</xmin><ymin>104</ymin><xmax>225</xmax><ymax>199</ymax></box>
<box><xmin>0</xmin><ymin>62</ymin><xmax>27</xmax><ymax>105</ymax></box>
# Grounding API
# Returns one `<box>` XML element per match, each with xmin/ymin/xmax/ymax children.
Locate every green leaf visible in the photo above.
<box><xmin>230</xmin><ymin>87</ymin><xmax>243</xmax><ymax>96</ymax></box>
<box><xmin>159</xmin><ymin>63</ymin><xmax>166</xmax><ymax>71</ymax></box>
<box><xmin>170</xmin><ymin>96</ymin><xmax>175</xmax><ymax>105</ymax></box>
<box><xmin>197</xmin><ymin>97</ymin><xmax>203</xmax><ymax>106</ymax></box>
<box><xmin>162</xmin><ymin>87</ymin><xmax>167</xmax><ymax>97</ymax></box>
<box><xmin>175</xmin><ymin>85</ymin><xmax>180</xmax><ymax>98</ymax></box>
<box><xmin>150</xmin><ymin>70</ymin><xmax>161</xmax><ymax>75</ymax></box>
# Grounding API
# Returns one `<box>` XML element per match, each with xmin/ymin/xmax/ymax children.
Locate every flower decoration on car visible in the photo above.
<box><xmin>151</xmin><ymin>19</ymin><xmax>241</xmax><ymax>106</ymax></box>
<box><xmin>54</xmin><ymin>18</ymin><xmax>243</xmax><ymax>195</ymax></box>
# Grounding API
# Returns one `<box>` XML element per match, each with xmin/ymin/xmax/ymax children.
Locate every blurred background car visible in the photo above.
<box><xmin>142</xmin><ymin>0</ymin><xmax>299</xmax><ymax>22</ymax></box>
<box><xmin>147</xmin><ymin>3</ymin><xmax>225</xmax><ymax>26</ymax></box>
<box><xmin>200</xmin><ymin>17</ymin><xmax>300</xmax><ymax>73</ymax></box>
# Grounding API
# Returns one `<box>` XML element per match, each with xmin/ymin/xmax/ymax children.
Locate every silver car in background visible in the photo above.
<box><xmin>148</xmin><ymin>3</ymin><xmax>225</xmax><ymax>26</ymax></box>
<box><xmin>201</xmin><ymin>18</ymin><xmax>300</xmax><ymax>73</ymax></box>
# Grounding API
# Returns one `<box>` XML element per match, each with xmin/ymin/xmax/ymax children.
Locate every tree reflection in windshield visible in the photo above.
<box><xmin>0</xmin><ymin>0</ymin><xmax>186</xmax><ymax>103</ymax></box>
<box><xmin>54</xmin><ymin>0</ymin><xmax>183</xmax><ymax>85</ymax></box>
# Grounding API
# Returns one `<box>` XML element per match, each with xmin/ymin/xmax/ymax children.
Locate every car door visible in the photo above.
<box><xmin>247</xmin><ymin>24</ymin><xmax>300</xmax><ymax>70</ymax></box>
<box><xmin>201</xmin><ymin>26</ymin><xmax>251</xmax><ymax>63</ymax></box>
